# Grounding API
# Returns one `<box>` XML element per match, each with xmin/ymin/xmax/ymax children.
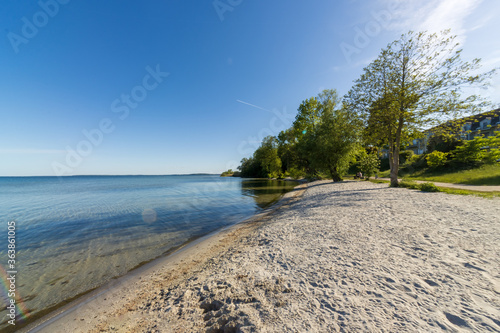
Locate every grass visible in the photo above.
<box><xmin>369</xmin><ymin>179</ymin><xmax>390</xmax><ymax>184</ymax></box>
<box><xmin>437</xmin><ymin>187</ymin><xmax>500</xmax><ymax>199</ymax></box>
<box><xmin>369</xmin><ymin>178</ymin><xmax>500</xmax><ymax>198</ymax></box>
<box><xmin>379</xmin><ymin>164</ymin><xmax>500</xmax><ymax>185</ymax></box>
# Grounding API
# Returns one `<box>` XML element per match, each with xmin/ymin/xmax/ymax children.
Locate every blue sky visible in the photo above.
<box><xmin>1</xmin><ymin>0</ymin><xmax>499</xmax><ymax>176</ymax></box>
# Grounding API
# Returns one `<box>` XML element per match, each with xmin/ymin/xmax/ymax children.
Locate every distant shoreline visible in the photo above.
<box><xmin>0</xmin><ymin>173</ymin><xmax>220</xmax><ymax>178</ymax></box>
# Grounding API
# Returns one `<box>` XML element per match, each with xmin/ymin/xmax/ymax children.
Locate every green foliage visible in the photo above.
<box><xmin>426</xmin><ymin>151</ymin><xmax>449</xmax><ymax>169</ymax></box>
<box><xmin>382</xmin><ymin>178</ymin><xmax>499</xmax><ymax>197</ymax></box>
<box><xmin>277</xmin><ymin>128</ymin><xmax>300</xmax><ymax>174</ymax></box>
<box><xmin>306</xmin><ymin>90</ymin><xmax>361</xmax><ymax>181</ymax></box>
<box><xmin>402</xmin><ymin>164</ymin><xmax>500</xmax><ymax>185</ymax></box>
<box><xmin>253</xmin><ymin>136</ymin><xmax>282</xmax><ymax>178</ymax></box>
<box><xmin>284</xmin><ymin>167</ymin><xmax>306</xmax><ymax>180</ymax></box>
<box><xmin>451</xmin><ymin>137</ymin><xmax>485</xmax><ymax>165</ymax></box>
<box><xmin>240</xmin><ymin>89</ymin><xmax>361</xmax><ymax>181</ymax></box>
<box><xmin>276</xmin><ymin>97</ymin><xmax>322</xmax><ymax>176</ymax></box>
<box><xmin>418</xmin><ymin>182</ymin><xmax>440</xmax><ymax>192</ymax></box>
<box><xmin>398</xmin><ymin>179</ymin><xmax>420</xmax><ymax>189</ymax></box>
<box><xmin>220</xmin><ymin>169</ymin><xmax>234</xmax><ymax>177</ymax></box>
<box><xmin>238</xmin><ymin>157</ymin><xmax>265</xmax><ymax>178</ymax></box>
<box><xmin>273</xmin><ymin>89</ymin><xmax>361</xmax><ymax>181</ymax></box>
<box><xmin>427</xmin><ymin>133</ymin><xmax>463</xmax><ymax>153</ymax></box>
<box><xmin>437</xmin><ymin>187</ymin><xmax>500</xmax><ymax>199</ymax></box>
<box><xmin>238</xmin><ymin>136</ymin><xmax>283</xmax><ymax>178</ymax></box>
<box><xmin>482</xmin><ymin>132</ymin><xmax>500</xmax><ymax>164</ymax></box>
<box><xmin>399</xmin><ymin>150</ymin><xmax>414</xmax><ymax>166</ymax></box>
<box><xmin>398</xmin><ymin>180</ymin><xmax>440</xmax><ymax>192</ymax></box>
<box><xmin>450</xmin><ymin>132</ymin><xmax>500</xmax><ymax>167</ymax></box>
<box><xmin>344</xmin><ymin>30</ymin><xmax>496</xmax><ymax>186</ymax></box>
<box><xmin>293</xmin><ymin>97</ymin><xmax>320</xmax><ymax>138</ymax></box>
<box><xmin>359</xmin><ymin>151</ymin><xmax>380</xmax><ymax>179</ymax></box>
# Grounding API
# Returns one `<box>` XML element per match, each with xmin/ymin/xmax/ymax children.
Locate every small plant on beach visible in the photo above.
<box><xmin>418</xmin><ymin>182</ymin><xmax>440</xmax><ymax>192</ymax></box>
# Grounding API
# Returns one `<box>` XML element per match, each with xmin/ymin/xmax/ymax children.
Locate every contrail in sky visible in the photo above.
<box><xmin>236</xmin><ymin>100</ymin><xmax>273</xmax><ymax>113</ymax></box>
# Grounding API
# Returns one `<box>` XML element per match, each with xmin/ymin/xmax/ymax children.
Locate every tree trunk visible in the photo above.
<box><xmin>388</xmin><ymin>138</ymin><xmax>397</xmax><ymax>186</ymax></box>
<box><xmin>390</xmin><ymin>116</ymin><xmax>404</xmax><ymax>187</ymax></box>
<box><xmin>330</xmin><ymin>167</ymin><xmax>342</xmax><ymax>182</ymax></box>
<box><xmin>390</xmin><ymin>146</ymin><xmax>399</xmax><ymax>187</ymax></box>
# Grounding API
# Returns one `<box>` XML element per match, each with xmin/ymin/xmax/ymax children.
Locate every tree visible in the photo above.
<box><xmin>308</xmin><ymin>90</ymin><xmax>361</xmax><ymax>181</ymax></box>
<box><xmin>253</xmin><ymin>136</ymin><xmax>282</xmax><ymax>178</ymax></box>
<box><xmin>359</xmin><ymin>151</ymin><xmax>381</xmax><ymax>179</ymax></box>
<box><xmin>426</xmin><ymin>132</ymin><xmax>463</xmax><ymax>153</ymax></box>
<box><xmin>451</xmin><ymin>132</ymin><xmax>500</xmax><ymax>167</ymax></box>
<box><xmin>277</xmin><ymin>128</ymin><xmax>305</xmax><ymax>177</ymax></box>
<box><xmin>238</xmin><ymin>136</ymin><xmax>283</xmax><ymax>178</ymax></box>
<box><xmin>238</xmin><ymin>157</ymin><xmax>263</xmax><ymax>178</ymax></box>
<box><xmin>290</xmin><ymin>97</ymin><xmax>321</xmax><ymax>176</ymax></box>
<box><xmin>344</xmin><ymin>30</ymin><xmax>496</xmax><ymax>187</ymax></box>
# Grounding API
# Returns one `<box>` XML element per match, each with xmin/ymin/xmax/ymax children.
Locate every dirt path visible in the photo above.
<box><xmin>377</xmin><ymin>178</ymin><xmax>500</xmax><ymax>192</ymax></box>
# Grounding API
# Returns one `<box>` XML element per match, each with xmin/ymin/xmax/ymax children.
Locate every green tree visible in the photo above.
<box><xmin>451</xmin><ymin>132</ymin><xmax>500</xmax><ymax>166</ymax></box>
<box><xmin>359</xmin><ymin>151</ymin><xmax>381</xmax><ymax>179</ymax></box>
<box><xmin>238</xmin><ymin>157</ymin><xmax>263</xmax><ymax>178</ymax></box>
<box><xmin>289</xmin><ymin>97</ymin><xmax>321</xmax><ymax>176</ymax></box>
<box><xmin>277</xmin><ymin>128</ymin><xmax>305</xmax><ymax>177</ymax></box>
<box><xmin>253</xmin><ymin>136</ymin><xmax>282</xmax><ymax>178</ymax></box>
<box><xmin>308</xmin><ymin>90</ymin><xmax>361</xmax><ymax>181</ymax></box>
<box><xmin>484</xmin><ymin>132</ymin><xmax>500</xmax><ymax>164</ymax></box>
<box><xmin>426</xmin><ymin>133</ymin><xmax>463</xmax><ymax>153</ymax></box>
<box><xmin>344</xmin><ymin>30</ymin><xmax>496</xmax><ymax>187</ymax></box>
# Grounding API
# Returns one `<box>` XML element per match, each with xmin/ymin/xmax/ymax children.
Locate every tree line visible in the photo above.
<box><xmin>237</xmin><ymin>30</ymin><xmax>497</xmax><ymax>185</ymax></box>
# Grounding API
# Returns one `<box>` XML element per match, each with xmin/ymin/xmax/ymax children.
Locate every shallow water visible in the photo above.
<box><xmin>0</xmin><ymin>175</ymin><xmax>297</xmax><ymax>329</ymax></box>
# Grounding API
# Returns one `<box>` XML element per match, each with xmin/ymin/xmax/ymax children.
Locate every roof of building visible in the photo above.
<box><xmin>463</xmin><ymin>109</ymin><xmax>500</xmax><ymax>132</ymax></box>
<box><xmin>425</xmin><ymin>108</ymin><xmax>500</xmax><ymax>134</ymax></box>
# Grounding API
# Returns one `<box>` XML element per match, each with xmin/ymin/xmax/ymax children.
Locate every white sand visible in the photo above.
<box><xmin>25</xmin><ymin>180</ymin><xmax>500</xmax><ymax>332</ymax></box>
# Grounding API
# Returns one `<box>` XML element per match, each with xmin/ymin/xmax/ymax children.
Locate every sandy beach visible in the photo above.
<box><xmin>22</xmin><ymin>180</ymin><xmax>500</xmax><ymax>332</ymax></box>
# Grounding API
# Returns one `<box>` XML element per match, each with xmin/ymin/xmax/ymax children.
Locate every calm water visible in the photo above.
<box><xmin>0</xmin><ymin>175</ymin><xmax>298</xmax><ymax>329</ymax></box>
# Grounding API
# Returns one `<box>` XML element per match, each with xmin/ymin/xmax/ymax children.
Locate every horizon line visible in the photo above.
<box><xmin>0</xmin><ymin>173</ymin><xmax>221</xmax><ymax>178</ymax></box>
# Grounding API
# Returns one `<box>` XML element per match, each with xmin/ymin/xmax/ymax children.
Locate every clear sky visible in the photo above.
<box><xmin>1</xmin><ymin>0</ymin><xmax>499</xmax><ymax>176</ymax></box>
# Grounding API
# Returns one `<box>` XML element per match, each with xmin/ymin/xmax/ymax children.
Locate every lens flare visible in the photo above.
<box><xmin>142</xmin><ymin>208</ymin><xmax>157</xmax><ymax>223</ymax></box>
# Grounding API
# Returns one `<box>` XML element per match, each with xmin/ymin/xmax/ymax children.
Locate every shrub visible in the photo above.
<box><xmin>398</xmin><ymin>179</ymin><xmax>419</xmax><ymax>189</ymax></box>
<box><xmin>449</xmin><ymin>133</ymin><xmax>500</xmax><ymax>166</ymax></box>
<box><xmin>426</xmin><ymin>133</ymin><xmax>462</xmax><ymax>153</ymax></box>
<box><xmin>399</xmin><ymin>150</ymin><xmax>414</xmax><ymax>165</ymax></box>
<box><xmin>451</xmin><ymin>137</ymin><xmax>485</xmax><ymax>166</ymax></box>
<box><xmin>418</xmin><ymin>182</ymin><xmax>440</xmax><ymax>192</ymax></box>
<box><xmin>286</xmin><ymin>167</ymin><xmax>306</xmax><ymax>180</ymax></box>
<box><xmin>483</xmin><ymin>132</ymin><xmax>500</xmax><ymax>165</ymax></box>
<box><xmin>426</xmin><ymin>151</ymin><xmax>448</xmax><ymax>168</ymax></box>
<box><xmin>359</xmin><ymin>153</ymin><xmax>381</xmax><ymax>179</ymax></box>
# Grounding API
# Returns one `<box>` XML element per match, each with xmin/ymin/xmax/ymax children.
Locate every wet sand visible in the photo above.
<box><xmin>21</xmin><ymin>181</ymin><xmax>500</xmax><ymax>332</ymax></box>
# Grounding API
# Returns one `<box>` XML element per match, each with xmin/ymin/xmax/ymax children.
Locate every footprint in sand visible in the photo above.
<box><xmin>444</xmin><ymin>312</ymin><xmax>469</xmax><ymax>328</ymax></box>
<box><xmin>464</xmin><ymin>262</ymin><xmax>486</xmax><ymax>272</ymax></box>
<box><xmin>424</xmin><ymin>279</ymin><xmax>439</xmax><ymax>287</ymax></box>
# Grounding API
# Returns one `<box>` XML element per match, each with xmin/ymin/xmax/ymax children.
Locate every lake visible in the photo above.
<box><xmin>0</xmin><ymin>175</ymin><xmax>298</xmax><ymax>330</ymax></box>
